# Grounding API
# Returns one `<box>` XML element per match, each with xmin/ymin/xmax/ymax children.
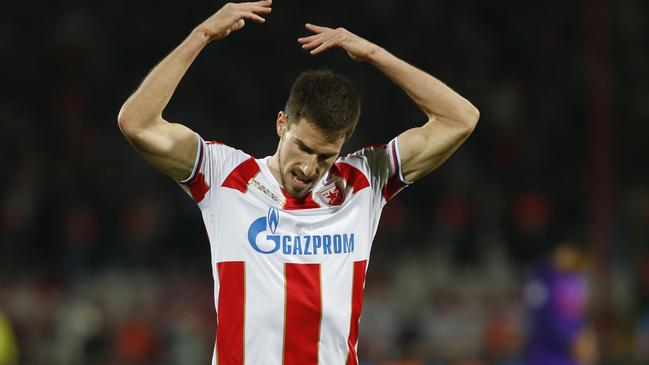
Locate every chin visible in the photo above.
<box><xmin>287</xmin><ymin>188</ymin><xmax>308</xmax><ymax>199</ymax></box>
<box><xmin>287</xmin><ymin>183</ymin><xmax>315</xmax><ymax>199</ymax></box>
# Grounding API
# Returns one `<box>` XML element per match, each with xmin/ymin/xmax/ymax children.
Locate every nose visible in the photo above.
<box><xmin>300</xmin><ymin>155</ymin><xmax>318</xmax><ymax>178</ymax></box>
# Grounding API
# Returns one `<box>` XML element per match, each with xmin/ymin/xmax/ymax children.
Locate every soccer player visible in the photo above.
<box><xmin>118</xmin><ymin>1</ymin><xmax>479</xmax><ymax>364</ymax></box>
<box><xmin>524</xmin><ymin>241</ymin><xmax>598</xmax><ymax>365</ymax></box>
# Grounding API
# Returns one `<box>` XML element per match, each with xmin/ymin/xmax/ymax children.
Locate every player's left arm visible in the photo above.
<box><xmin>299</xmin><ymin>24</ymin><xmax>479</xmax><ymax>182</ymax></box>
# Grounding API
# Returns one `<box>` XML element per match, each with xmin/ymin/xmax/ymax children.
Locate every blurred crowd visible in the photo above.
<box><xmin>2</xmin><ymin>0</ymin><xmax>649</xmax><ymax>364</ymax></box>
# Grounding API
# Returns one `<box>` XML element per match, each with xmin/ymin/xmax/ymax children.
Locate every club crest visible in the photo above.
<box><xmin>317</xmin><ymin>182</ymin><xmax>345</xmax><ymax>206</ymax></box>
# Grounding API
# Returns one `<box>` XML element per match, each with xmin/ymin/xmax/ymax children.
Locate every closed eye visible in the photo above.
<box><xmin>298</xmin><ymin>143</ymin><xmax>314</xmax><ymax>154</ymax></box>
<box><xmin>295</xmin><ymin>139</ymin><xmax>338</xmax><ymax>161</ymax></box>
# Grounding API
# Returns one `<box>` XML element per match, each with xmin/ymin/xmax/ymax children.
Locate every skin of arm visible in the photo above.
<box><xmin>117</xmin><ymin>1</ymin><xmax>272</xmax><ymax>181</ymax></box>
<box><xmin>298</xmin><ymin>24</ymin><xmax>480</xmax><ymax>183</ymax></box>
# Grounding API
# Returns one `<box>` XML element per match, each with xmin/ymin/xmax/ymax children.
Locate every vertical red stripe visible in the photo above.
<box><xmin>346</xmin><ymin>260</ymin><xmax>367</xmax><ymax>365</ymax></box>
<box><xmin>283</xmin><ymin>263</ymin><xmax>322</xmax><ymax>365</ymax></box>
<box><xmin>216</xmin><ymin>261</ymin><xmax>245</xmax><ymax>365</ymax></box>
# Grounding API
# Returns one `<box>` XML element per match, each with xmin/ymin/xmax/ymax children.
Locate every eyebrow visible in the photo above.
<box><xmin>295</xmin><ymin>138</ymin><xmax>338</xmax><ymax>157</ymax></box>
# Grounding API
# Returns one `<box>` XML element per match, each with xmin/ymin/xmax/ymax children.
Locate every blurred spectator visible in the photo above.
<box><xmin>114</xmin><ymin>314</ymin><xmax>163</xmax><ymax>364</ymax></box>
<box><xmin>0</xmin><ymin>310</ymin><xmax>18</xmax><ymax>365</ymax></box>
<box><xmin>524</xmin><ymin>240</ymin><xmax>597</xmax><ymax>365</ymax></box>
<box><xmin>634</xmin><ymin>311</ymin><xmax>649</xmax><ymax>364</ymax></box>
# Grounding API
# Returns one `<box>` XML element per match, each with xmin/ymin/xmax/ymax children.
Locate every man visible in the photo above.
<box><xmin>524</xmin><ymin>241</ymin><xmax>598</xmax><ymax>365</ymax></box>
<box><xmin>118</xmin><ymin>1</ymin><xmax>479</xmax><ymax>364</ymax></box>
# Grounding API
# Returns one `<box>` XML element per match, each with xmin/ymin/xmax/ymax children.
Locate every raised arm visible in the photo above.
<box><xmin>298</xmin><ymin>24</ymin><xmax>479</xmax><ymax>182</ymax></box>
<box><xmin>118</xmin><ymin>1</ymin><xmax>272</xmax><ymax>181</ymax></box>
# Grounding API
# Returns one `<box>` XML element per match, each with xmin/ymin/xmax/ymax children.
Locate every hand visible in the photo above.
<box><xmin>298</xmin><ymin>24</ymin><xmax>379</xmax><ymax>62</ymax></box>
<box><xmin>194</xmin><ymin>1</ymin><xmax>272</xmax><ymax>42</ymax></box>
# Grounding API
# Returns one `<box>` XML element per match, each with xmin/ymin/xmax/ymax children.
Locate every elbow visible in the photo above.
<box><xmin>466</xmin><ymin>105</ymin><xmax>480</xmax><ymax>129</ymax></box>
<box><xmin>117</xmin><ymin>105</ymin><xmax>134</xmax><ymax>136</ymax></box>
<box><xmin>117</xmin><ymin>105</ymin><xmax>151</xmax><ymax>139</ymax></box>
<box><xmin>459</xmin><ymin>105</ymin><xmax>479</xmax><ymax>136</ymax></box>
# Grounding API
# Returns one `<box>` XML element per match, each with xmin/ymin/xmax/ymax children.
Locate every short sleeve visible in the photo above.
<box><xmin>178</xmin><ymin>134</ymin><xmax>241</xmax><ymax>206</ymax></box>
<box><xmin>339</xmin><ymin>137</ymin><xmax>411</xmax><ymax>206</ymax></box>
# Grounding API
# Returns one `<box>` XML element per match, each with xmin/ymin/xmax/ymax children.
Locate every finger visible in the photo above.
<box><xmin>245</xmin><ymin>5</ymin><xmax>272</xmax><ymax>14</ymax></box>
<box><xmin>297</xmin><ymin>34</ymin><xmax>319</xmax><ymax>44</ymax></box>
<box><xmin>300</xmin><ymin>33</ymin><xmax>331</xmax><ymax>49</ymax></box>
<box><xmin>254</xmin><ymin>6</ymin><xmax>272</xmax><ymax>13</ymax></box>
<box><xmin>302</xmin><ymin>31</ymin><xmax>338</xmax><ymax>49</ymax></box>
<box><xmin>237</xmin><ymin>11</ymin><xmax>266</xmax><ymax>23</ymax></box>
<box><xmin>305</xmin><ymin>23</ymin><xmax>331</xmax><ymax>33</ymax></box>
<box><xmin>301</xmin><ymin>40</ymin><xmax>321</xmax><ymax>50</ymax></box>
<box><xmin>240</xmin><ymin>0</ymin><xmax>272</xmax><ymax>7</ymax></box>
<box><xmin>300</xmin><ymin>34</ymin><xmax>329</xmax><ymax>49</ymax></box>
<box><xmin>240</xmin><ymin>0</ymin><xmax>272</xmax><ymax>11</ymax></box>
<box><xmin>232</xmin><ymin>19</ymin><xmax>246</xmax><ymax>31</ymax></box>
<box><xmin>310</xmin><ymin>39</ymin><xmax>334</xmax><ymax>55</ymax></box>
<box><xmin>234</xmin><ymin>2</ymin><xmax>271</xmax><ymax>17</ymax></box>
<box><xmin>250</xmin><ymin>0</ymin><xmax>272</xmax><ymax>6</ymax></box>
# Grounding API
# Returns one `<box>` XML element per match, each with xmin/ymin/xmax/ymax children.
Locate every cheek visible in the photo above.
<box><xmin>280</xmin><ymin>148</ymin><xmax>298</xmax><ymax>173</ymax></box>
<box><xmin>283</xmin><ymin>146</ymin><xmax>304</xmax><ymax>166</ymax></box>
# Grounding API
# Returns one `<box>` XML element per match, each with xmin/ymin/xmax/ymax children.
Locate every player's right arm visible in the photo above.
<box><xmin>117</xmin><ymin>1</ymin><xmax>272</xmax><ymax>181</ymax></box>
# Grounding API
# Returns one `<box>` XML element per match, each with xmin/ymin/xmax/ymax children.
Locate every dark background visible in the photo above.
<box><xmin>1</xmin><ymin>0</ymin><xmax>648</xmax><ymax>364</ymax></box>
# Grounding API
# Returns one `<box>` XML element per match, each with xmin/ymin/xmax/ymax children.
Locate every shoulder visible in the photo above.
<box><xmin>332</xmin><ymin>143</ymin><xmax>392</xmax><ymax>188</ymax></box>
<box><xmin>201</xmin><ymin>139</ymin><xmax>250</xmax><ymax>163</ymax></box>
<box><xmin>337</xmin><ymin>143</ymin><xmax>389</xmax><ymax>165</ymax></box>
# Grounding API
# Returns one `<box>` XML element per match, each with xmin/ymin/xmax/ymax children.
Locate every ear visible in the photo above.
<box><xmin>276</xmin><ymin>111</ymin><xmax>287</xmax><ymax>138</ymax></box>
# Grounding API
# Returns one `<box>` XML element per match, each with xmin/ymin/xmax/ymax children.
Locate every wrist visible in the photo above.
<box><xmin>365</xmin><ymin>44</ymin><xmax>385</xmax><ymax>63</ymax></box>
<box><xmin>189</xmin><ymin>27</ymin><xmax>213</xmax><ymax>46</ymax></box>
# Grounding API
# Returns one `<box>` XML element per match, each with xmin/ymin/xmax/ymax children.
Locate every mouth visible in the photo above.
<box><xmin>290</xmin><ymin>172</ymin><xmax>314</xmax><ymax>190</ymax></box>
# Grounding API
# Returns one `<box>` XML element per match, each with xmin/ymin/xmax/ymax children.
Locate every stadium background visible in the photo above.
<box><xmin>1</xmin><ymin>0</ymin><xmax>648</xmax><ymax>364</ymax></box>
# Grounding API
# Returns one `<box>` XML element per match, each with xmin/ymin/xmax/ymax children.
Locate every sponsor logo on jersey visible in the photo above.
<box><xmin>316</xmin><ymin>182</ymin><xmax>344</xmax><ymax>206</ymax></box>
<box><xmin>247</xmin><ymin>208</ymin><xmax>355</xmax><ymax>255</ymax></box>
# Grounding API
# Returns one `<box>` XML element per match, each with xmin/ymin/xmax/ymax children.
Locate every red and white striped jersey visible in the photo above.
<box><xmin>179</xmin><ymin>135</ymin><xmax>409</xmax><ymax>365</ymax></box>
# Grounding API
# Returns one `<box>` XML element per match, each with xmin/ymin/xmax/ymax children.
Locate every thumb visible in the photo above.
<box><xmin>235</xmin><ymin>19</ymin><xmax>245</xmax><ymax>30</ymax></box>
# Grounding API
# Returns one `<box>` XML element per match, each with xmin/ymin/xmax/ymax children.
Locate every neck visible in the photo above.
<box><xmin>267</xmin><ymin>151</ymin><xmax>283</xmax><ymax>187</ymax></box>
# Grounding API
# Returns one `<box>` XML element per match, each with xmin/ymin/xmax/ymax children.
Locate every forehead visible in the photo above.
<box><xmin>287</xmin><ymin>118</ymin><xmax>345</xmax><ymax>154</ymax></box>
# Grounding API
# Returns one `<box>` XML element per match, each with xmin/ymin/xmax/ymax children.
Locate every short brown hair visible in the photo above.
<box><xmin>284</xmin><ymin>70</ymin><xmax>361</xmax><ymax>140</ymax></box>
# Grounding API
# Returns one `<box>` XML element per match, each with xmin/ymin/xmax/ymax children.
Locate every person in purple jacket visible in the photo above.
<box><xmin>524</xmin><ymin>240</ymin><xmax>598</xmax><ymax>365</ymax></box>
